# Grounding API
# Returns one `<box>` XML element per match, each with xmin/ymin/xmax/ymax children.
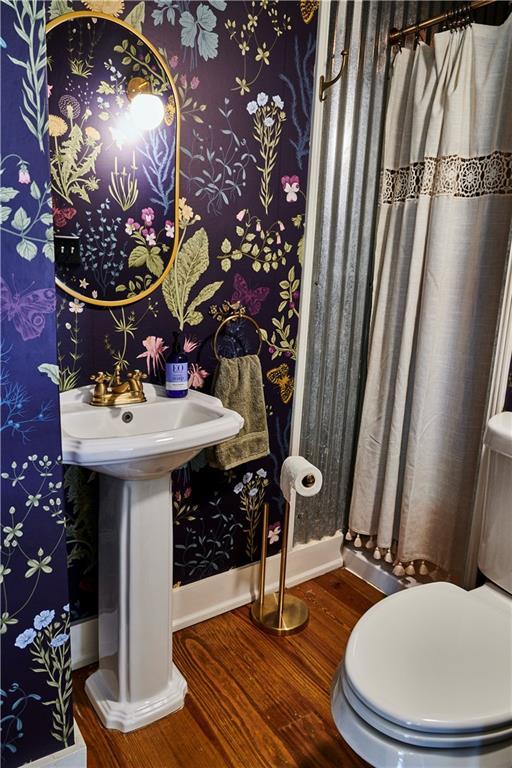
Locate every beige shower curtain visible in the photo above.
<box><xmin>348</xmin><ymin>18</ymin><xmax>512</xmax><ymax>584</ymax></box>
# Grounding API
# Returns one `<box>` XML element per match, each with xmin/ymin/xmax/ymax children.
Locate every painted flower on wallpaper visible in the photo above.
<box><xmin>218</xmin><ymin>209</ymin><xmax>291</xmax><ymax>274</ymax></box>
<box><xmin>104</xmin><ymin>304</ymin><xmax>159</xmax><ymax>374</ymax></box>
<box><xmin>109</xmin><ymin>155</ymin><xmax>139</xmax><ymax>212</ymax></box>
<box><xmin>14</xmin><ymin>628</ymin><xmax>36</xmax><ymax>649</ymax></box>
<box><xmin>178</xmin><ymin>196</ymin><xmax>200</xmax><ymax>227</ymax></box>
<box><xmin>173</xmin><ymin>65</ymin><xmax>206</xmax><ymax>123</ymax></box>
<box><xmin>188</xmin><ymin>363</ymin><xmax>208</xmax><ymax>389</ymax></box>
<box><xmin>173</xmin><ymin>486</ymin><xmax>198</xmax><ymax>526</ymax></box>
<box><xmin>247</xmin><ymin>94</ymin><xmax>286</xmax><ymax>213</ymax></box>
<box><xmin>234</xmin><ymin>469</ymin><xmax>269</xmax><ymax>559</ymax></box>
<box><xmin>137</xmin><ymin>335</ymin><xmax>168</xmax><ymax>375</ymax></box>
<box><xmin>123</xmin><ymin>206</ymin><xmax>174</xmax><ymax>280</ymax></box>
<box><xmin>268</xmin><ymin>522</ymin><xmax>281</xmax><ymax>545</ymax></box>
<box><xmin>52</xmin><ymin>203</ymin><xmax>76</xmax><ymax>229</ymax></box>
<box><xmin>18</xmin><ymin>164</ymin><xmax>30</xmax><ymax>184</ymax></box>
<box><xmin>125</xmin><ymin>217</ymin><xmax>140</xmax><ymax>235</ymax></box>
<box><xmin>33</xmin><ymin>609</ymin><xmax>55</xmax><ymax>630</ymax></box>
<box><xmin>49</xmin><ymin>105</ymin><xmax>102</xmax><ymax>204</ymax></box>
<box><xmin>82</xmin><ymin>0</ymin><xmax>125</xmax><ymax>17</ymax></box>
<box><xmin>68</xmin><ymin>299</ymin><xmax>84</xmax><ymax>314</ymax></box>
<box><xmin>141</xmin><ymin>207</ymin><xmax>155</xmax><ymax>227</ymax></box>
<box><xmin>226</xmin><ymin>3</ymin><xmax>292</xmax><ymax>94</ymax></box>
<box><xmin>281</xmin><ymin>175</ymin><xmax>300</xmax><ymax>202</ymax></box>
<box><xmin>56</xmin><ymin>296</ymin><xmax>83</xmax><ymax>391</ymax></box>
<box><xmin>14</xmin><ymin>606</ymin><xmax>73</xmax><ymax>747</ymax></box>
<box><xmin>183</xmin><ymin>336</ymin><xmax>199</xmax><ymax>353</ymax></box>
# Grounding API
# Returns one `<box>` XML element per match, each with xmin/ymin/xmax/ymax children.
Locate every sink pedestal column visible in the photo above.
<box><xmin>85</xmin><ymin>474</ymin><xmax>187</xmax><ymax>732</ymax></box>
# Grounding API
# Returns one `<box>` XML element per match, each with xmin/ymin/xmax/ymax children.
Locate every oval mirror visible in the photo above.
<box><xmin>46</xmin><ymin>11</ymin><xmax>179</xmax><ymax>306</ymax></box>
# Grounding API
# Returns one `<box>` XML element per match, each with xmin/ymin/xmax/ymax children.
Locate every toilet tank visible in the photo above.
<box><xmin>478</xmin><ymin>412</ymin><xmax>512</xmax><ymax>594</ymax></box>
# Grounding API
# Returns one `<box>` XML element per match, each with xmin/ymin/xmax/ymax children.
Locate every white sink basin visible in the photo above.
<box><xmin>60</xmin><ymin>383</ymin><xmax>243</xmax><ymax>732</ymax></box>
<box><xmin>60</xmin><ymin>384</ymin><xmax>243</xmax><ymax>479</ymax></box>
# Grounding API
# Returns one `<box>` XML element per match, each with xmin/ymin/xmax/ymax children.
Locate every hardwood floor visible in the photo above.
<box><xmin>73</xmin><ymin>568</ymin><xmax>382</xmax><ymax>768</ymax></box>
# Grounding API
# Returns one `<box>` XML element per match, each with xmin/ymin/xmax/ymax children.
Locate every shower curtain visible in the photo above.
<box><xmin>348</xmin><ymin>17</ymin><xmax>512</xmax><ymax>584</ymax></box>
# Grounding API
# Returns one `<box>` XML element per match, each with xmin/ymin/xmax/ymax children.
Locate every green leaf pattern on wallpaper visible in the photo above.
<box><xmin>0</xmin><ymin>155</ymin><xmax>54</xmax><ymax>262</ymax></box>
<box><xmin>1</xmin><ymin>456</ymin><xmax>66</xmax><ymax>636</ymax></box>
<box><xmin>49</xmin><ymin>114</ymin><xmax>102</xmax><ymax>204</ymax></box>
<box><xmin>163</xmin><ymin>226</ymin><xmax>223</xmax><ymax>329</ymax></box>
<box><xmin>124</xmin><ymin>1</ymin><xmax>146</xmax><ymax>31</ymax></box>
<box><xmin>3</xmin><ymin>0</ymin><xmax>47</xmax><ymax>151</ymax></box>
<box><xmin>152</xmin><ymin>0</ymin><xmax>226</xmax><ymax>65</ymax></box>
<box><xmin>49</xmin><ymin>0</ymin><xmax>72</xmax><ymax>20</ymax></box>
<box><xmin>16</xmin><ymin>607</ymin><xmax>73</xmax><ymax>747</ymax></box>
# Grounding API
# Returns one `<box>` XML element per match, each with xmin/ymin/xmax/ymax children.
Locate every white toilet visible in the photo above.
<box><xmin>331</xmin><ymin>412</ymin><xmax>512</xmax><ymax>768</ymax></box>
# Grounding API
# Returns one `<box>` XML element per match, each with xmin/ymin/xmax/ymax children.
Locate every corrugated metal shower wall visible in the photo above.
<box><xmin>295</xmin><ymin>0</ymin><xmax>463</xmax><ymax>544</ymax></box>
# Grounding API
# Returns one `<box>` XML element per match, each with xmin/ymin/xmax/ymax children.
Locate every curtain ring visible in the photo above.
<box><xmin>413</xmin><ymin>29</ymin><xmax>425</xmax><ymax>49</ymax></box>
<box><xmin>213</xmin><ymin>313</ymin><xmax>262</xmax><ymax>362</ymax></box>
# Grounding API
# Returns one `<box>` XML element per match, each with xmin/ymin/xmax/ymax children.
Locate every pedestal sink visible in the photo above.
<box><xmin>60</xmin><ymin>384</ymin><xmax>243</xmax><ymax>731</ymax></box>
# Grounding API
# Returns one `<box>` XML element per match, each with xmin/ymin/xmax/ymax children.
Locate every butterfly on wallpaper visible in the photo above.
<box><xmin>0</xmin><ymin>277</ymin><xmax>56</xmax><ymax>341</ymax></box>
<box><xmin>231</xmin><ymin>273</ymin><xmax>270</xmax><ymax>316</ymax></box>
<box><xmin>52</xmin><ymin>205</ymin><xmax>76</xmax><ymax>229</ymax></box>
<box><xmin>267</xmin><ymin>363</ymin><xmax>294</xmax><ymax>405</ymax></box>
<box><xmin>300</xmin><ymin>0</ymin><xmax>319</xmax><ymax>23</ymax></box>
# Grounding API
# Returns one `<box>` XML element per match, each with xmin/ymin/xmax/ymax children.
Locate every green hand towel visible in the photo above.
<box><xmin>207</xmin><ymin>354</ymin><xmax>269</xmax><ymax>470</ymax></box>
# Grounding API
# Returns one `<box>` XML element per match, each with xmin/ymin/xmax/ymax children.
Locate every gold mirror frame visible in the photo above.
<box><xmin>46</xmin><ymin>10</ymin><xmax>180</xmax><ymax>308</ymax></box>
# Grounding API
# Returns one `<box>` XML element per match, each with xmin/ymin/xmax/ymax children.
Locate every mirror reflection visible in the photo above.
<box><xmin>46</xmin><ymin>12</ymin><xmax>179</xmax><ymax>306</ymax></box>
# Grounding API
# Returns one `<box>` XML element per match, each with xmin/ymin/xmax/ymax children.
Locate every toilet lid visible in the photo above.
<box><xmin>344</xmin><ymin>582</ymin><xmax>512</xmax><ymax>735</ymax></box>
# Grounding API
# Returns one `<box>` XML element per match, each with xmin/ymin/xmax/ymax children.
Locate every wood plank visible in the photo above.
<box><xmin>73</xmin><ymin>568</ymin><xmax>380</xmax><ymax>767</ymax></box>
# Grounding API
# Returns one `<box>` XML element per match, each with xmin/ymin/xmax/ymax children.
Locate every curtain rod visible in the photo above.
<box><xmin>389</xmin><ymin>0</ymin><xmax>496</xmax><ymax>44</ymax></box>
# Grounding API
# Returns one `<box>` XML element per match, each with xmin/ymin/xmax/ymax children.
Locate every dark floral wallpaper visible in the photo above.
<box><xmin>48</xmin><ymin>0</ymin><xmax>318</xmax><ymax>622</ymax></box>
<box><xmin>0</xmin><ymin>2</ymin><xmax>74</xmax><ymax>765</ymax></box>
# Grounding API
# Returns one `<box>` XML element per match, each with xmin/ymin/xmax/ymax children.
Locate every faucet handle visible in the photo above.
<box><xmin>127</xmin><ymin>369</ymin><xmax>147</xmax><ymax>394</ymax></box>
<box><xmin>91</xmin><ymin>371</ymin><xmax>108</xmax><ymax>383</ymax></box>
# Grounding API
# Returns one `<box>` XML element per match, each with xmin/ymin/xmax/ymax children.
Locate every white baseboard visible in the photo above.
<box><xmin>71</xmin><ymin>533</ymin><xmax>344</xmax><ymax>670</ymax></box>
<box><xmin>70</xmin><ymin>617</ymin><xmax>99</xmax><ymax>669</ymax></box>
<box><xmin>342</xmin><ymin>546</ymin><xmax>405</xmax><ymax>595</ymax></box>
<box><xmin>22</xmin><ymin>722</ymin><xmax>86</xmax><ymax>768</ymax></box>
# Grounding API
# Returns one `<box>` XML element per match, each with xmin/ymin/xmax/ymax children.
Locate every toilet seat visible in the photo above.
<box><xmin>341</xmin><ymin>669</ymin><xmax>512</xmax><ymax>749</ymax></box>
<box><xmin>344</xmin><ymin>582</ymin><xmax>512</xmax><ymax>738</ymax></box>
<box><xmin>332</xmin><ymin>675</ymin><xmax>512</xmax><ymax>768</ymax></box>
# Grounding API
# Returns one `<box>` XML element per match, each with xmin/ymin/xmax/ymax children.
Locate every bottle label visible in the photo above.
<box><xmin>166</xmin><ymin>362</ymin><xmax>188</xmax><ymax>391</ymax></box>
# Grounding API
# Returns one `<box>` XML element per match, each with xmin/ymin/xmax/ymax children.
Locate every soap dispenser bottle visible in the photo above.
<box><xmin>166</xmin><ymin>331</ymin><xmax>188</xmax><ymax>398</ymax></box>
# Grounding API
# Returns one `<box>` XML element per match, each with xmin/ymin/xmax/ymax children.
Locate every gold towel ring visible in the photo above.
<box><xmin>213</xmin><ymin>313</ymin><xmax>262</xmax><ymax>362</ymax></box>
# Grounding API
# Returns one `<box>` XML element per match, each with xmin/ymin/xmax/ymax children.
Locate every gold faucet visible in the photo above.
<box><xmin>90</xmin><ymin>363</ymin><xmax>147</xmax><ymax>406</ymax></box>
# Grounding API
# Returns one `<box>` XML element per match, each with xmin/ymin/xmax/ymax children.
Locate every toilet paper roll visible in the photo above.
<box><xmin>280</xmin><ymin>456</ymin><xmax>323</xmax><ymax>502</ymax></box>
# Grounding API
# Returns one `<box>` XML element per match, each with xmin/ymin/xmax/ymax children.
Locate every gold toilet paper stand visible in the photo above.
<box><xmin>250</xmin><ymin>474</ymin><xmax>315</xmax><ymax>636</ymax></box>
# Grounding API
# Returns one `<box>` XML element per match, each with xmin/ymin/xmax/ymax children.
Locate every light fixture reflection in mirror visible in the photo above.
<box><xmin>130</xmin><ymin>94</ymin><xmax>165</xmax><ymax>131</ymax></box>
<box><xmin>127</xmin><ymin>76</ymin><xmax>164</xmax><ymax>132</ymax></box>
